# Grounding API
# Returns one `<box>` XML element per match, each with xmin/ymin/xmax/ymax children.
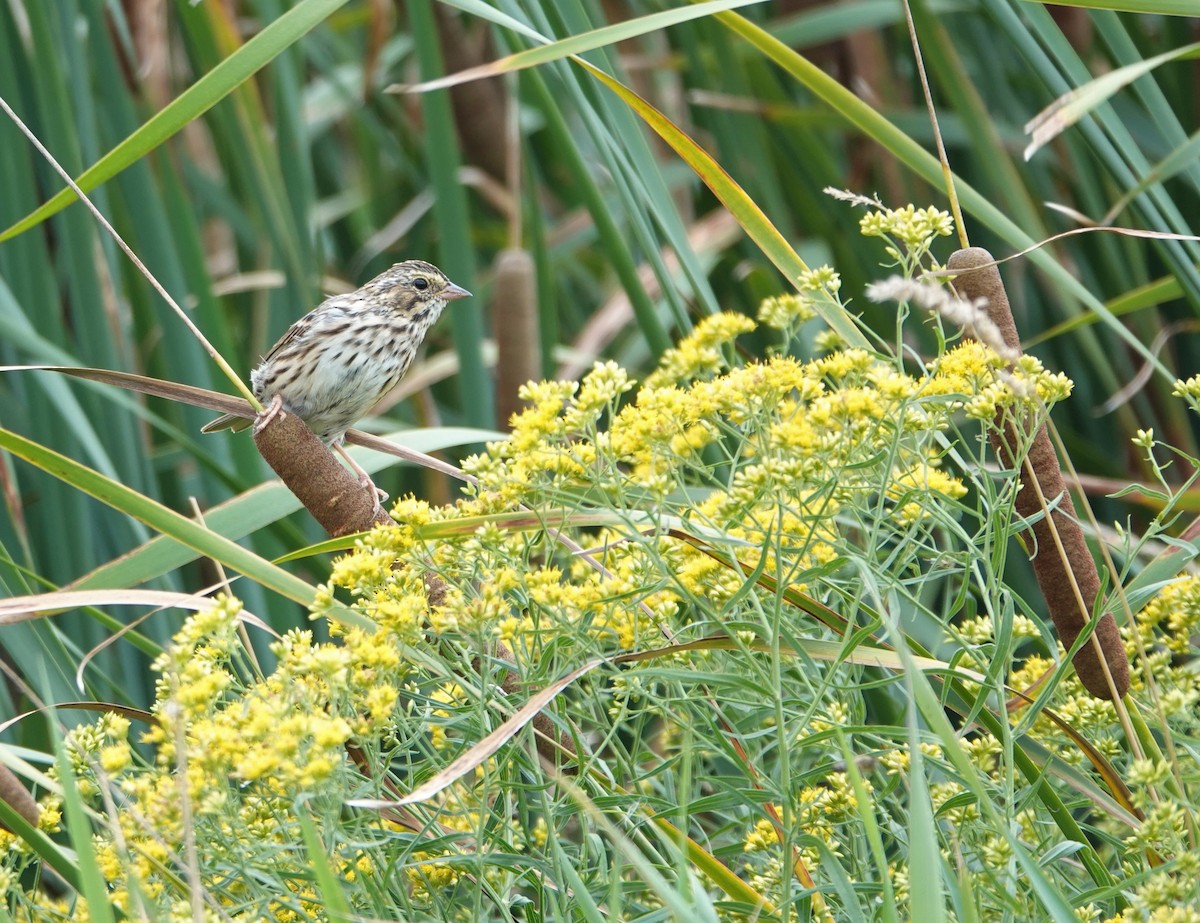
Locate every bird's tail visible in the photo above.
<box><xmin>201</xmin><ymin>413</ymin><xmax>254</xmax><ymax>435</ymax></box>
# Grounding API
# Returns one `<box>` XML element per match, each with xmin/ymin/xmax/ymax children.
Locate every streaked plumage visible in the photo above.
<box><xmin>204</xmin><ymin>260</ymin><xmax>470</xmax><ymax>446</ymax></box>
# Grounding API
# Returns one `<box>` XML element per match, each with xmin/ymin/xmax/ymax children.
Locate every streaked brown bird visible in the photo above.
<box><xmin>203</xmin><ymin>259</ymin><xmax>470</xmax><ymax>489</ymax></box>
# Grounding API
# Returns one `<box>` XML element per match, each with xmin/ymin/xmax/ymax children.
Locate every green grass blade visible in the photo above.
<box><xmin>906</xmin><ymin>708</ymin><xmax>945</xmax><ymax>923</ymax></box>
<box><xmin>297</xmin><ymin>808</ymin><xmax>354</xmax><ymax>922</ymax></box>
<box><xmin>52</xmin><ymin>729</ymin><xmax>117</xmax><ymax>923</ymax></box>
<box><xmin>409</xmin><ymin>0</ymin><xmax>492</xmax><ymax>429</ymax></box>
<box><xmin>576</xmin><ymin>59</ymin><xmax>868</xmax><ymax>350</ymax></box>
<box><xmin>1026</xmin><ymin>0</ymin><xmax>1198</xmax><ymax>13</ymax></box>
<box><xmin>0</xmin><ymin>426</ymin><xmax>344</xmax><ymax>619</ymax></box>
<box><xmin>68</xmin><ymin>427</ymin><xmax>500</xmax><ymax>591</ymax></box>
<box><xmin>0</xmin><ymin>767</ymin><xmax>82</xmax><ymax>897</ymax></box>
<box><xmin>410</xmin><ymin>0</ymin><xmax>768</xmax><ymax>91</ymax></box>
<box><xmin>0</xmin><ymin>0</ymin><xmax>351</xmax><ymax>241</ymax></box>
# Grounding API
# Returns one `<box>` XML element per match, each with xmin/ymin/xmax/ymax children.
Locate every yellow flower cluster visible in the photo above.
<box><xmin>1101</xmin><ymin>850</ymin><xmax>1200</xmax><ymax>922</ymax></box>
<box><xmin>860</xmin><ymin>204</ymin><xmax>954</xmax><ymax>249</ymax></box>
<box><xmin>644</xmin><ymin>311</ymin><xmax>757</xmax><ymax>390</ymax></box>
<box><xmin>379</xmin><ymin>310</ymin><xmax>1077</xmax><ymax>671</ymax></box>
<box><xmin>857</xmin><ymin>203</ymin><xmax>956</xmax><ymax>277</ymax></box>
<box><xmin>755</xmin><ymin>263</ymin><xmax>839</xmax><ymax>338</ymax></box>
<box><xmin>142</xmin><ymin>597</ymin><xmax>407</xmax><ymax>793</ymax></box>
<box><xmin>758</xmin><ymin>292</ymin><xmax>815</xmax><ymax>330</ymax></box>
<box><xmin>1132</xmin><ymin>575</ymin><xmax>1200</xmax><ymax>656</ymax></box>
<box><xmin>1172</xmin><ymin>374</ymin><xmax>1200</xmax><ymax>403</ymax></box>
<box><xmin>42</xmin><ymin>591</ymin><xmax>437</xmax><ymax>918</ymax></box>
<box><xmin>741</xmin><ymin>769</ymin><xmax>863</xmax><ymax>868</ymax></box>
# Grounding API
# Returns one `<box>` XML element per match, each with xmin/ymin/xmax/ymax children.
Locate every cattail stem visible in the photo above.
<box><xmin>947</xmin><ymin>247</ymin><xmax>1130</xmax><ymax>700</ymax></box>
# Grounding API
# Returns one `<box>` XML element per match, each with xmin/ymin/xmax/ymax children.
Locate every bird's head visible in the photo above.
<box><xmin>370</xmin><ymin>260</ymin><xmax>471</xmax><ymax>315</ymax></box>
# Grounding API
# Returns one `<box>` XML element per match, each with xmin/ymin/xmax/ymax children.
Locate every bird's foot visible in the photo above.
<box><xmin>252</xmin><ymin>394</ymin><xmax>286</xmax><ymax>435</ymax></box>
<box><xmin>333</xmin><ymin>442</ymin><xmax>389</xmax><ymax>509</ymax></box>
<box><xmin>362</xmin><ymin>478</ymin><xmax>389</xmax><ymax>504</ymax></box>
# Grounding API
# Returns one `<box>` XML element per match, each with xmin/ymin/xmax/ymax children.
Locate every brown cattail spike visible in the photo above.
<box><xmin>492</xmin><ymin>248</ymin><xmax>541</xmax><ymax>428</ymax></box>
<box><xmin>433</xmin><ymin>4</ymin><xmax>509</xmax><ymax>185</ymax></box>
<box><xmin>251</xmin><ymin>400</ymin><xmax>391</xmax><ymax>538</ymax></box>
<box><xmin>0</xmin><ymin>763</ymin><xmax>39</xmax><ymax>833</ymax></box>
<box><xmin>946</xmin><ymin>247</ymin><xmax>1130</xmax><ymax>700</ymax></box>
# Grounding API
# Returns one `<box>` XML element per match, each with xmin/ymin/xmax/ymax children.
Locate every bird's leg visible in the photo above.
<box><xmin>334</xmin><ymin>442</ymin><xmax>389</xmax><ymax>505</ymax></box>
<box><xmin>253</xmin><ymin>393</ymin><xmax>286</xmax><ymax>434</ymax></box>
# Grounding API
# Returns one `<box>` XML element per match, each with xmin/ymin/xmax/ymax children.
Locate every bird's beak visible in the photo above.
<box><xmin>445</xmin><ymin>282</ymin><xmax>472</xmax><ymax>301</ymax></box>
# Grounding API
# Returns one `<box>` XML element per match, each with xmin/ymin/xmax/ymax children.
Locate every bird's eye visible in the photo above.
<box><xmin>412</xmin><ymin>277</ymin><xmax>430</xmax><ymax>291</ymax></box>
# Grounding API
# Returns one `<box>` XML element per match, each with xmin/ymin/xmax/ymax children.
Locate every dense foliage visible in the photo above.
<box><xmin>1</xmin><ymin>1</ymin><xmax>1198</xmax><ymax>920</ymax></box>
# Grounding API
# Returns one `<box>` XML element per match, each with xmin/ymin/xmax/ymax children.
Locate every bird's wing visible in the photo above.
<box><xmin>258</xmin><ymin>307</ymin><xmax>320</xmax><ymax>366</ymax></box>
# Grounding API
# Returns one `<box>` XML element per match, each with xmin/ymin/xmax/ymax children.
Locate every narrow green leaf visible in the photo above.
<box><xmin>1025</xmin><ymin>0</ymin><xmax>1199</xmax><ymax>14</ymax></box>
<box><xmin>296</xmin><ymin>809</ymin><xmax>354</xmax><ymax>922</ymax></box>
<box><xmin>575</xmin><ymin>59</ymin><xmax>869</xmax><ymax>350</ymax></box>
<box><xmin>650</xmin><ymin>814</ymin><xmax>777</xmax><ymax>914</ymax></box>
<box><xmin>405</xmin><ymin>0</ymin><xmax>768</xmax><ymax>92</ymax></box>
<box><xmin>1025</xmin><ymin>43</ymin><xmax>1200</xmax><ymax>159</ymax></box>
<box><xmin>277</xmin><ymin>508</ymin><xmax>639</xmax><ymax>563</ymax></box>
<box><xmin>0</xmin><ymin>768</ymin><xmax>82</xmax><ymax>895</ymax></box>
<box><xmin>0</xmin><ymin>426</ymin><xmax>354</xmax><ymax>622</ymax></box>
<box><xmin>431</xmin><ymin>0</ymin><xmax>545</xmax><ymax>43</ymax></box>
<box><xmin>68</xmin><ymin>428</ymin><xmax>508</xmax><ymax>591</ymax></box>
<box><xmin>409</xmin><ymin>0</ymin><xmax>492</xmax><ymax>429</ymax></box>
<box><xmin>903</xmin><ymin>647</ymin><xmax>1085</xmax><ymax>919</ymax></box>
<box><xmin>1102</xmin><ymin>128</ymin><xmax>1200</xmax><ymax>224</ymax></box>
<box><xmin>53</xmin><ymin>731</ymin><xmax>118</xmax><ymax>923</ymax></box>
<box><xmin>906</xmin><ymin>708</ymin><xmax>945</xmax><ymax>923</ymax></box>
